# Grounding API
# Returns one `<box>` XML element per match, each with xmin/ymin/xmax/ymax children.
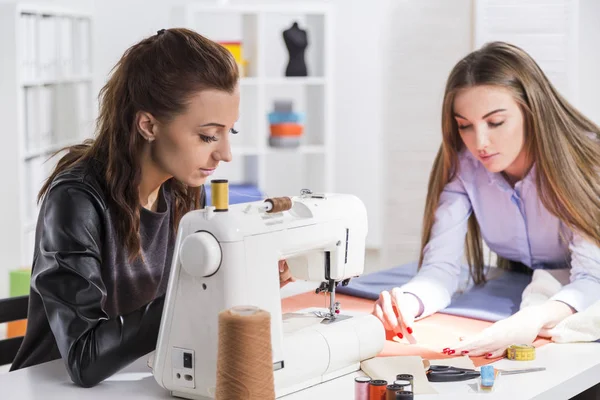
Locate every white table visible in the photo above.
<box><xmin>1</xmin><ymin>342</ymin><xmax>600</xmax><ymax>400</ymax></box>
<box><xmin>2</xmin><ymin>282</ymin><xmax>600</xmax><ymax>399</ymax></box>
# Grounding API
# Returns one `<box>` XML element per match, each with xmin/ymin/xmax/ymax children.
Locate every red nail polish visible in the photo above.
<box><xmin>407</xmin><ymin>327</ymin><xmax>413</xmax><ymax>334</ymax></box>
<box><xmin>461</xmin><ymin>350</ymin><xmax>469</xmax><ymax>354</ymax></box>
<box><xmin>442</xmin><ymin>348</ymin><xmax>450</xmax><ymax>353</ymax></box>
<box><xmin>448</xmin><ymin>350</ymin><xmax>455</xmax><ymax>355</ymax></box>
<box><xmin>487</xmin><ymin>353</ymin><xmax>492</xmax><ymax>357</ymax></box>
<box><xmin>397</xmin><ymin>333</ymin><xmax>403</xmax><ymax>339</ymax></box>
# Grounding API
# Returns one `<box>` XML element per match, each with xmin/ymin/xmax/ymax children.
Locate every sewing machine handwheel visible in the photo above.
<box><xmin>180</xmin><ymin>231</ymin><xmax>222</xmax><ymax>278</ymax></box>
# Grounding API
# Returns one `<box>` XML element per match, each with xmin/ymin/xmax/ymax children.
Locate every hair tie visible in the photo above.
<box><xmin>157</xmin><ymin>29</ymin><xmax>166</xmax><ymax>36</ymax></box>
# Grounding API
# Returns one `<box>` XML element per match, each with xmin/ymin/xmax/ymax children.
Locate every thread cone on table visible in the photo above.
<box><xmin>215</xmin><ymin>306</ymin><xmax>275</xmax><ymax>400</ymax></box>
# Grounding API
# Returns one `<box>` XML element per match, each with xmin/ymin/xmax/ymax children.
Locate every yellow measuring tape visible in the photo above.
<box><xmin>506</xmin><ymin>344</ymin><xmax>535</xmax><ymax>361</ymax></box>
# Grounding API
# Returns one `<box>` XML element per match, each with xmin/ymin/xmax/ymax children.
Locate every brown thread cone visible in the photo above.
<box><xmin>215</xmin><ymin>306</ymin><xmax>275</xmax><ymax>400</ymax></box>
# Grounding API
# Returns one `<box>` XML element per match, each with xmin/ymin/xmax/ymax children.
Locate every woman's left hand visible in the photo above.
<box><xmin>443</xmin><ymin>307</ymin><xmax>545</xmax><ymax>359</ymax></box>
<box><xmin>279</xmin><ymin>260</ymin><xmax>295</xmax><ymax>288</ymax></box>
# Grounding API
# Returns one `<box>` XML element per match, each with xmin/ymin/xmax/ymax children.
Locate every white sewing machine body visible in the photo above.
<box><xmin>152</xmin><ymin>190</ymin><xmax>385</xmax><ymax>399</ymax></box>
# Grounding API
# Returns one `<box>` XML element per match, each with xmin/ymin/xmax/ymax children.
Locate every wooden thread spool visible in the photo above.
<box><xmin>211</xmin><ymin>179</ymin><xmax>229</xmax><ymax>212</ymax></box>
<box><xmin>215</xmin><ymin>306</ymin><xmax>275</xmax><ymax>400</ymax></box>
<box><xmin>264</xmin><ymin>197</ymin><xmax>292</xmax><ymax>213</ymax></box>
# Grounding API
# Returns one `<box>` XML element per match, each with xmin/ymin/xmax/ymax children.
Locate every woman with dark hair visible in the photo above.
<box><xmin>10</xmin><ymin>28</ymin><xmax>292</xmax><ymax>387</ymax></box>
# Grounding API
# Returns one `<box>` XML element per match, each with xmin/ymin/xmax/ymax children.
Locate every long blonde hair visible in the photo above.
<box><xmin>419</xmin><ymin>41</ymin><xmax>600</xmax><ymax>284</ymax></box>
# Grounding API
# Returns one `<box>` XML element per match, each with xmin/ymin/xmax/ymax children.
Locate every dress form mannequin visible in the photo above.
<box><xmin>283</xmin><ymin>21</ymin><xmax>308</xmax><ymax>76</ymax></box>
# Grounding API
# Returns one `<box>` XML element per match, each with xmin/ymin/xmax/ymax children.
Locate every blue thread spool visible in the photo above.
<box><xmin>479</xmin><ymin>365</ymin><xmax>496</xmax><ymax>392</ymax></box>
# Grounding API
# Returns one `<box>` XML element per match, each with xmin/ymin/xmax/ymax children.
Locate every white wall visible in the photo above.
<box><xmin>330</xmin><ymin>0</ymin><xmax>386</xmax><ymax>249</ymax></box>
<box><xmin>381</xmin><ymin>0</ymin><xmax>473</xmax><ymax>269</ymax></box>
<box><xmin>579</xmin><ymin>0</ymin><xmax>600</xmax><ymax>126</ymax></box>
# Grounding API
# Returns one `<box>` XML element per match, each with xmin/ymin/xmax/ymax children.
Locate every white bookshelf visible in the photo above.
<box><xmin>171</xmin><ymin>3</ymin><xmax>334</xmax><ymax>198</ymax></box>
<box><xmin>0</xmin><ymin>2</ymin><xmax>93</xmax><ymax>299</ymax></box>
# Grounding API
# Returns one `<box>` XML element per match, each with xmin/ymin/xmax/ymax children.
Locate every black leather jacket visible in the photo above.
<box><xmin>10</xmin><ymin>159</ymin><xmax>201</xmax><ymax>387</ymax></box>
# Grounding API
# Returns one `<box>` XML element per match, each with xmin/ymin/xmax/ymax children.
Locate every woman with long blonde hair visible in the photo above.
<box><xmin>373</xmin><ymin>41</ymin><xmax>600</xmax><ymax>358</ymax></box>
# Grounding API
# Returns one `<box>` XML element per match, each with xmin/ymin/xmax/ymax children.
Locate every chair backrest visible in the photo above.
<box><xmin>0</xmin><ymin>295</ymin><xmax>29</xmax><ymax>366</ymax></box>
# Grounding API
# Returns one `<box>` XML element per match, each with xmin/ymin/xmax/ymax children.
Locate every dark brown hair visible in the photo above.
<box><xmin>38</xmin><ymin>28</ymin><xmax>239</xmax><ymax>260</ymax></box>
<box><xmin>420</xmin><ymin>41</ymin><xmax>600</xmax><ymax>284</ymax></box>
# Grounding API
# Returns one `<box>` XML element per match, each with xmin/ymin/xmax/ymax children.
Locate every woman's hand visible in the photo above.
<box><xmin>372</xmin><ymin>288</ymin><xmax>421</xmax><ymax>339</ymax></box>
<box><xmin>443</xmin><ymin>306</ymin><xmax>546</xmax><ymax>358</ymax></box>
<box><xmin>444</xmin><ymin>300</ymin><xmax>576</xmax><ymax>358</ymax></box>
<box><xmin>279</xmin><ymin>260</ymin><xmax>295</xmax><ymax>288</ymax></box>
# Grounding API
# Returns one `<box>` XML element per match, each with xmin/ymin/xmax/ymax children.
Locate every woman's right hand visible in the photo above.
<box><xmin>372</xmin><ymin>288</ymin><xmax>421</xmax><ymax>339</ymax></box>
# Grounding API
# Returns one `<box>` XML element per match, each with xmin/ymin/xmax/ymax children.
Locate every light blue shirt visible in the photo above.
<box><xmin>399</xmin><ymin>150</ymin><xmax>600</xmax><ymax>318</ymax></box>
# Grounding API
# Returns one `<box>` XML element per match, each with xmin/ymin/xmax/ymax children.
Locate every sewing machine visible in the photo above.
<box><xmin>151</xmin><ymin>184</ymin><xmax>385</xmax><ymax>399</ymax></box>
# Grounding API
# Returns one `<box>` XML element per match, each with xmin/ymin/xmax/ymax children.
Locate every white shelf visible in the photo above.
<box><xmin>231</xmin><ymin>146</ymin><xmax>263</xmax><ymax>156</ymax></box>
<box><xmin>22</xmin><ymin>74</ymin><xmax>92</xmax><ymax>87</ymax></box>
<box><xmin>266</xmin><ymin>145</ymin><xmax>326</xmax><ymax>155</ymax></box>
<box><xmin>17</xmin><ymin>3</ymin><xmax>91</xmax><ymax>18</ymax></box>
<box><xmin>0</xmin><ymin>2</ymin><xmax>94</xmax><ymax>292</ymax></box>
<box><xmin>177</xmin><ymin>3</ymin><xmax>332</xmax><ymax>15</ymax></box>
<box><xmin>264</xmin><ymin>77</ymin><xmax>326</xmax><ymax>86</ymax></box>
<box><xmin>23</xmin><ymin>138</ymin><xmax>82</xmax><ymax>160</ymax></box>
<box><xmin>240</xmin><ymin>77</ymin><xmax>260</xmax><ymax>86</ymax></box>
<box><xmin>240</xmin><ymin>77</ymin><xmax>326</xmax><ymax>86</ymax></box>
<box><xmin>172</xmin><ymin>3</ymin><xmax>334</xmax><ymax>198</ymax></box>
<box><xmin>233</xmin><ymin>145</ymin><xmax>327</xmax><ymax>156</ymax></box>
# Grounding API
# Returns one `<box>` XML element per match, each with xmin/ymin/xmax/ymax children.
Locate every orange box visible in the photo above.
<box><xmin>8</xmin><ymin>267</ymin><xmax>31</xmax><ymax>338</ymax></box>
<box><xmin>8</xmin><ymin>319</ymin><xmax>27</xmax><ymax>338</ymax></box>
<box><xmin>270</xmin><ymin>123</ymin><xmax>304</xmax><ymax>137</ymax></box>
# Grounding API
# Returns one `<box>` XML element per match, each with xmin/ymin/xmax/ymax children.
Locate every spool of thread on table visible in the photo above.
<box><xmin>393</xmin><ymin>379</ymin><xmax>411</xmax><ymax>392</ymax></box>
<box><xmin>264</xmin><ymin>197</ymin><xmax>292</xmax><ymax>213</ymax></box>
<box><xmin>386</xmin><ymin>384</ymin><xmax>404</xmax><ymax>400</ymax></box>
<box><xmin>369</xmin><ymin>380</ymin><xmax>387</xmax><ymax>400</ymax></box>
<box><xmin>354</xmin><ymin>376</ymin><xmax>371</xmax><ymax>400</ymax></box>
<box><xmin>396</xmin><ymin>374</ymin><xmax>413</xmax><ymax>390</ymax></box>
<box><xmin>215</xmin><ymin>306</ymin><xmax>275</xmax><ymax>400</ymax></box>
<box><xmin>478</xmin><ymin>365</ymin><xmax>496</xmax><ymax>393</ymax></box>
<box><xmin>395</xmin><ymin>391</ymin><xmax>414</xmax><ymax>399</ymax></box>
<box><xmin>211</xmin><ymin>179</ymin><xmax>229</xmax><ymax>212</ymax></box>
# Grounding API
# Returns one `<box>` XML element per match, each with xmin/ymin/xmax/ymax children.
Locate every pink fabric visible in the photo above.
<box><xmin>281</xmin><ymin>292</ymin><xmax>550</xmax><ymax>367</ymax></box>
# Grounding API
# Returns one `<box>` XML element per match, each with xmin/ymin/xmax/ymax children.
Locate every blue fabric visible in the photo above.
<box><xmin>336</xmin><ymin>262</ymin><xmax>532</xmax><ymax>322</ymax></box>
<box><xmin>204</xmin><ymin>184</ymin><xmax>263</xmax><ymax>205</ymax></box>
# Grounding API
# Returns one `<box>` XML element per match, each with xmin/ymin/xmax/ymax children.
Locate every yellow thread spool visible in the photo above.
<box><xmin>211</xmin><ymin>180</ymin><xmax>229</xmax><ymax>212</ymax></box>
<box><xmin>507</xmin><ymin>344</ymin><xmax>535</xmax><ymax>361</ymax></box>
